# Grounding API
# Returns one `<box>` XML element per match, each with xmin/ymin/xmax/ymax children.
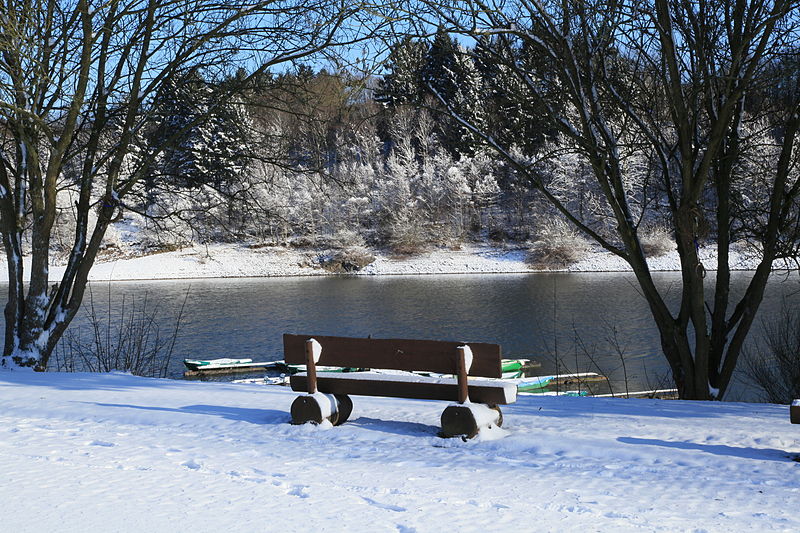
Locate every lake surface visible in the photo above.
<box><xmin>28</xmin><ymin>271</ymin><xmax>799</xmax><ymax>400</ymax></box>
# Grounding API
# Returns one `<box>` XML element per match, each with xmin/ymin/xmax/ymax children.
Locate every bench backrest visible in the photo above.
<box><xmin>283</xmin><ymin>334</ymin><xmax>502</xmax><ymax>378</ymax></box>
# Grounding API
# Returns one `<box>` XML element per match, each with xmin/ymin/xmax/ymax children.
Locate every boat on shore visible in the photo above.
<box><xmin>183</xmin><ymin>358</ymin><xmax>367</xmax><ymax>378</ymax></box>
<box><xmin>507</xmin><ymin>371</ymin><xmax>607</xmax><ymax>393</ymax></box>
<box><xmin>183</xmin><ymin>358</ymin><xmax>284</xmax><ymax>377</ymax></box>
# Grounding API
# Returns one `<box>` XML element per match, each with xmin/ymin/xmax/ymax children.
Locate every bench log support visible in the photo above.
<box><xmin>440</xmin><ymin>346</ymin><xmax>503</xmax><ymax>438</ymax></box>
<box><xmin>305</xmin><ymin>339</ymin><xmax>318</xmax><ymax>394</ymax></box>
<box><xmin>456</xmin><ymin>346</ymin><xmax>469</xmax><ymax>404</ymax></box>
<box><xmin>290</xmin><ymin>339</ymin><xmax>352</xmax><ymax>426</ymax></box>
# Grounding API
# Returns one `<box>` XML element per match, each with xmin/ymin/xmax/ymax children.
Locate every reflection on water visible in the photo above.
<box><xmin>5</xmin><ymin>271</ymin><xmax>797</xmax><ymax>400</ymax></box>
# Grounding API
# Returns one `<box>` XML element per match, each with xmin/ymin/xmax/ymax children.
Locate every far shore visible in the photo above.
<box><xmin>0</xmin><ymin>241</ymin><xmax>766</xmax><ymax>283</ymax></box>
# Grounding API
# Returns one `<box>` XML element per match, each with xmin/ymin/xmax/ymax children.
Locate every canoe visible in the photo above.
<box><xmin>183</xmin><ymin>358</ymin><xmax>264</xmax><ymax>371</ymax></box>
<box><xmin>506</xmin><ymin>372</ymin><xmax>604</xmax><ymax>392</ymax></box>
<box><xmin>500</xmin><ymin>358</ymin><xmax>541</xmax><ymax>379</ymax></box>
<box><xmin>271</xmin><ymin>361</ymin><xmax>367</xmax><ymax>374</ymax></box>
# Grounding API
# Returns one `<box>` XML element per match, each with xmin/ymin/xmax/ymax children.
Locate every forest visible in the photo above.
<box><xmin>52</xmin><ymin>33</ymin><xmax>608</xmax><ymax>266</ymax></box>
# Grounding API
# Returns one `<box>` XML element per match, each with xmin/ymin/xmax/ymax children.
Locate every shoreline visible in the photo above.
<box><xmin>1</xmin><ymin>241</ymin><xmax>765</xmax><ymax>282</ymax></box>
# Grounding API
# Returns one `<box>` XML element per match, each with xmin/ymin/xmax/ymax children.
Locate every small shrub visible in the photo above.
<box><xmin>288</xmin><ymin>236</ymin><xmax>317</xmax><ymax>249</ymax></box>
<box><xmin>528</xmin><ymin>219</ymin><xmax>590</xmax><ymax>269</ymax></box>
<box><xmin>387</xmin><ymin>216</ymin><xmax>430</xmax><ymax>256</ymax></box>
<box><xmin>145</xmin><ymin>241</ymin><xmax>185</xmax><ymax>254</ymax></box>
<box><xmin>640</xmin><ymin>227</ymin><xmax>674</xmax><ymax>257</ymax></box>
<box><xmin>319</xmin><ymin>229</ymin><xmax>366</xmax><ymax>250</ymax></box>
<box><xmin>741</xmin><ymin>299</ymin><xmax>800</xmax><ymax>403</ymax></box>
<box><xmin>488</xmin><ymin>227</ymin><xmax>531</xmax><ymax>243</ymax></box>
<box><xmin>50</xmin><ymin>288</ymin><xmax>188</xmax><ymax>378</ymax></box>
<box><xmin>319</xmin><ymin>247</ymin><xmax>376</xmax><ymax>273</ymax></box>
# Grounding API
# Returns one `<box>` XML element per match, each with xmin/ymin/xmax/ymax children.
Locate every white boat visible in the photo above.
<box><xmin>183</xmin><ymin>358</ymin><xmax>276</xmax><ymax>371</ymax></box>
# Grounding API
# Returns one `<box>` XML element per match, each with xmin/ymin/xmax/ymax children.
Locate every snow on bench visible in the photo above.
<box><xmin>291</xmin><ymin>371</ymin><xmax>518</xmax><ymax>404</ymax></box>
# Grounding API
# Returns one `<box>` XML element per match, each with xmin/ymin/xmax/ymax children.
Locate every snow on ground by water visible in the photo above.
<box><xmin>0</xmin><ymin>242</ymin><xmax>760</xmax><ymax>282</ymax></box>
<box><xmin>2</xmin><ymin>370</ymin><xmax>798</xmax><ymax>532</ymax></box>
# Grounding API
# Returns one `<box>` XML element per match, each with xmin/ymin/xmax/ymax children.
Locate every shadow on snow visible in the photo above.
<box><xmin>617</xmin><ymin>436</ymin><xmax>794</xmax><ymax>462</ymax></box>
<box><xmin>85</xmin><ymin>402</ymin><xmax>287</xmax><ymax>425</ymax></box>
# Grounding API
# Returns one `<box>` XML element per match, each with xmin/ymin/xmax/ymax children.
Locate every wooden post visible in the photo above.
<box><xmin>791</xmin><ymin>400</ymin><xmax>800</xmax><ymax>424</ymax></box>
<box><xmin>305</xmin><ymin>339</ymin><xmax>318</xmax><ymax>394</ymax></box>
<box><xmin>456</xmin><ymin>346</ymin><xmax>469</xmax><ymax>404</ymax></box>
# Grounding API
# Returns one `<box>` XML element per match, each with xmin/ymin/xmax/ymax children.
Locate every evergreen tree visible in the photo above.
<box><xmin>421</xmin><ymin>31</ymin><xmax>487</xmax><ymax>157</ymax></box>
<box><xmin>376</xmin><ymin>37</ymin><xmax>428</xmax><ymax>106</ymax></box>
<box><xmin>474</xmin><ymin>35</ymin><xmax>550</xmax><ymax>154</ymax></box>
<box><xmin>447</xmin><ymin>45</ymin><xmax>488</xmax><ymax>156</ymax></box>
<box><xmin>149</xmin><ymin>74</ymin><xmax>252</xmax><ymax>191</ymax></box>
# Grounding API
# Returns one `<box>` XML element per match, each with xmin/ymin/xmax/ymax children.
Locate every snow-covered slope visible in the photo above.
<box><xmin>1</xmin><ymin>242</ymin><xmax>762</xmax><ymax>282</ymax></box>
<box><xmin>2</xmin><ymin>370</ymin><xmax>797</xmax><ymax>532</ymax></box>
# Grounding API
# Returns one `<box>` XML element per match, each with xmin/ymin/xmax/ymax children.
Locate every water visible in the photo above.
<box><xmin>19</xmin><ymin>271</ymin><xmax>795</xmax><ymax>399</ymax></box>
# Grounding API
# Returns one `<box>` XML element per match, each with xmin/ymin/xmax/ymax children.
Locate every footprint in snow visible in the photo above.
<box><xmin>182</xmin><ymin>459</ymin><xmax>202</xmax><ymax>470</ymax></box>
<box><xmin>89</xmin><ymin>440</ymin><xmax>115</xmax><ymax>447</ymax></box>
<box><xmin>288</xmin><ymin>485</ymin><xmax>309</xmax><ymax>498</ymax></box>
<box><xmin>361</xmin><ymin>497</ymin><xmax>406</xmax><ymax>512</ymax></box>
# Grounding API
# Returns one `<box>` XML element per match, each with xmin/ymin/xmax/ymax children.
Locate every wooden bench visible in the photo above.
<box><xmin>792</xmin><ymin>400</ymin><xmax>799</xmax><ymax>424</ymax></box>
<box><xmin>284</xmin><ymin>334</ymin><xmax>517</xmax><ymax>438</ymax></box>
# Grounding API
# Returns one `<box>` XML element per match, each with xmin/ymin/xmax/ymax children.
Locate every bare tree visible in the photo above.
<box><xmin>415</xmin><ymin>0</ymin><xmax>800</xmax><ymax>399</ymax></box>
<box><xmin>0</xmin><ymin>0</ymin><xmax>385</xmax><ymax>370</ymax></box>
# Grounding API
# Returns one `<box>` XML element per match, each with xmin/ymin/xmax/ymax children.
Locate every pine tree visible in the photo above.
<box><xmin>422</xmin><ymin>31</ymin><xmax>487</xmax><ymax>157</ymax></box>
<box><xmin>474</xmin><ymin>36</ymin><xmax>549</xmax><ymax>154</ymax></box>
<box><xmin>149</xmin><ymin>74</ymin><xmax>252</xmax><ymax>192</ymax></box>
<box><xmin>447</xmin><ymin>45</ymin><xmax>488</xmax><ymax>156</ymax></box>
<box><xmin>375</xmin><ymin>37</ymin><xmax>428</xmax><ymax>106</ymax></box>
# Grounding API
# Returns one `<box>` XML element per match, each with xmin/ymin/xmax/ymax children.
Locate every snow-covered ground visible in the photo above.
<box><xmin>0</xmin><ymin>242</ymin><xmax>760</xmax><ymax>282</ymax></box>
<box><xmin>2</xmin><ymin>370</ymin><xmax>797</xmax><ymax>532</ymax></box>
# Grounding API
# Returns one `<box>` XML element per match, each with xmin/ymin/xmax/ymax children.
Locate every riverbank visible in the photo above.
<box><xmin>1</xmin><ymin>369</ymin><xmax>797</xmax><ymax>532</ymax></box>
<box><xmin>1</xmin><ymin>241</ymin><xmax>761</xmax><ymax>282</ymax></box>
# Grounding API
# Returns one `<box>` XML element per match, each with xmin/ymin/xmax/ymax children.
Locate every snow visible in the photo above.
<box><xmin>294</xmin><ymin>371</ymin><xmax>518</xmax><ymax>404</ymax></box>
<box><xmin>1</xmin><ymin>370</ymin><xmax>798</xmax><ymax>532</ymax></box>
<box><xmin>306</xmin><ymin>391</ymin><xmax>336</xmax><ymax>419</ymax></box>
<box><xmin>459</xmin><ymin>344</ymin><xmax>474</xmax><ymax>372</ymax></box>
<box><xmin>0</xmin><ymin>242</ymin><xmax>765</xmax><ymax>282</ymax></box>
<box><xmin>460</xmin><ymin>401</ymin><xmax>502</xmax><ymax>427</ymax></box>
<box><xmin>309</xmin><ymin>338</ymin><xmax>322</xmax><ymax>364</ymax></box>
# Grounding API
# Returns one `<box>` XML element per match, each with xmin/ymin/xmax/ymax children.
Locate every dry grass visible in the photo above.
<box><xmin>527</xmin><ymin>219</ymin><xmax>591</xmax><ymax>269</ymax></box>
<box><xmin>640</xmin><ymin>227</ymin><xmax>675</xmax><ymax>257</ymax></box>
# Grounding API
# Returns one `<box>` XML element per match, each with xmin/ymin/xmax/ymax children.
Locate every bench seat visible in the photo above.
<box><xmin>290</xmin><ymin>372</ymin><xmax>517</xmax><ymax>405</ymax></box>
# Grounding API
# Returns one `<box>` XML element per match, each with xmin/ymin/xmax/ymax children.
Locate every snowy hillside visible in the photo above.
<box><xmin>1</xmin><ymin>240</ymin><xmax>763</xmax><ymax>282</ymax></box>
<box><xmin>2</xmin><ymin>370</ymin><xmax>798</xmax><ymax>532</ymax></box>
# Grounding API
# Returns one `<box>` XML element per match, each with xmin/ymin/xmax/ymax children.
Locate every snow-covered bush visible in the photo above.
<box><xmin>317</xmin><ymin>229</ymin><xmax>367</xmax><ymax>250</ymax></box>
<box><xmin>528</xmin><ymin>219</ymin><xmax>591</xmax><ymax>269</ymax></box>
<box><xmin>639</xmin><ymin>226</ymin><xmax>674</xmax><ymax>258</ymax></box>
<box><xmin>318</xmin><ymin>246</ymin><xmax>375</xmax><ymax>272</ymax></box>
<box><xmin>51</xmin><ymin>187</ymin><xmax>80</xmax><ymax>259</ymax></box>
<box><xmin>387</xmin><ymin>211</ymin><xmax>431</xmax><ymax>255</ymax></box>
<box><xmin>137</xmin><ymin>190</ymin><xmax>198</xmax><ymax>251</ymax></box>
